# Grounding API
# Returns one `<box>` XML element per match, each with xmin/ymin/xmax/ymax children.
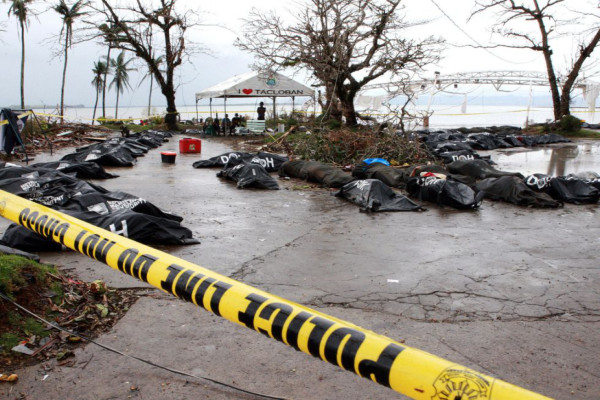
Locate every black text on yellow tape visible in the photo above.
<box><xmin>0</xmin><ymin>192</ymin><xmax>552</xmax><ymax>400</ymax></box>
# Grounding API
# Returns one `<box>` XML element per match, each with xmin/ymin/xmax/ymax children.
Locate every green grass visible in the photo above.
<box><xmin>560</xmin><ymin>128</ymin><xmax>600</xmax><ymax>138</ymax></box>
<box><xmin>0</xmin><ymin>255</ymin><xmax>57</xmax><ymax>353</ymax></box>
<box><xmin>23</xmin><ymin>318</ymin><xmax>49</xmax><ymax>337</ymax></box>
<box><xmin>0</xmin><ymin>255</ymin><xmax>58</xmax><ymax>299</ymax></box>
<box><xmin>0</xmin><ymin>332</ymin><xmax>21</xmax><ymax>351</ymax></box>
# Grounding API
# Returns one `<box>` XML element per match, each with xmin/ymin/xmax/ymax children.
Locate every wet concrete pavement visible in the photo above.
<box><xmin>3</xmin><ymin>136</ymin><xmax>600</xmax><ymax>400</ymax></box>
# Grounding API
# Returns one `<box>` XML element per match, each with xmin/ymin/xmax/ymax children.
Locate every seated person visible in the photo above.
<box><xmin>231</xmin><ymin>113</ymin><xmax>241</xmax><ymax>131</ymax></box>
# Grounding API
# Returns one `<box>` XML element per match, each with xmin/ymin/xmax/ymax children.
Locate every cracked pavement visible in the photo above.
<box><xmin>2</xmin><ymin>137</ymin><xmax>599</xmax><ymax>399</ymax></box>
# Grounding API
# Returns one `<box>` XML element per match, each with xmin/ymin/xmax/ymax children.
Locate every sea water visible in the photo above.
<box><xmin>32</xmin><ymin>103</ymin><xmax>600</xmax><ymax>129</ymax></box>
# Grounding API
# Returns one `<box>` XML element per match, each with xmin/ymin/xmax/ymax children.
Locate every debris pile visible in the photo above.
<box><xmin>286</xmin><ymin>129</ymin><xmax>432</xmax><ymax>166</ymax></box>
<box><xmin>0</xmin><ymin>254</ymin><xmax>138</xmax><ymax>369</ymax></box>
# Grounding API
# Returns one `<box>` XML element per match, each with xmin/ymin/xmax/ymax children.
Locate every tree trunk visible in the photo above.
<box><xmin>337</xmin><ymin>86</ymin><xmax>359</xmax><ymax>126</ymax></box>
<box><xmin>19</xmin><ymin>20</ymin><xmax>25</xmax><ymax>109</ymax></box>
<box><xmin>558</xmin><ymin>29</ymin><xmax>600</xmax><ymax>120</ymax></box>
<box><xmin>320</xmin><ymin>83</ymin><xmax>342</xmax><ymax>122</ymax></box>
<box><xmin>559</xmin><ymin>95</ymin><xmax>571</xmax><ymax>119</ymax></box>
<box><xmin>340</xmin><ymin>100</ymin><xmax>358</xmax><ymax>126</ymax></box>
<box><xmin>545</xmin><ymin>59</ymin><xmax>562</xmax><ymax>120</ymax></box>
<box><xmin>115</xmin><ymin>89</ymin><xmax>120</xmax><ymax>120</ymax></box>
<box><xmin>534</xmin><ymin>14</ymin><xmax>562</xmax><ymax>120</ymax></box>
<box><xmin>92</xmin><ymin>90</ymin><xmax>99</xmax><ymax>126</ymax></box>
<box><xmin>102</xmin><ymin>46</ymin><xmax>112</xmax><ymax>120</ymax></box>
<box><xmin>147</xmin><ymin>76</ymin><xmax>153</xmax><ymax>118</ymax></box>
<box><xmin>59</xmin><ymin>26</ymin><xmax>70</xmax><ymax>124</ymax></box>
<box><xmin>162</xmin><ymin>81</ymin><xmax>178</xmax><ymax>130</ymax></box>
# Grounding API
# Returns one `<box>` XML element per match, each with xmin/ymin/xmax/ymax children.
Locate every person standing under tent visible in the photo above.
<box><xmin>257</xmin><ymin>102</ymin><xmax>266</xmax><ymax>120</ymax></box>
<box><xmin>221</xmin><ymin>114</ymin><xmax>231</xmax><ymax>134</ymax></box>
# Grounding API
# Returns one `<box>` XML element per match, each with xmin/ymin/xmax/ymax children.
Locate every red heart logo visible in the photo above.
<box><xmin>242</xmin><ymin>88</ymin><xmax>253</xmax><ymax>95</ymax></box>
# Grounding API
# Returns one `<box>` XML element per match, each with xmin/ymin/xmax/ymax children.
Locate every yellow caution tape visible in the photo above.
<box><xmin>0</xmin><ymin>190</ymin><xmax>551</xmax><ymax>399</ymax></box>
<box><xmin>0</xmin><ymin>111</ymin><xmax>34</xmax><ymax>126</ymax></box>
<box><xmin>0</xmin><ymin>191</ymin><xmax>551</xmax><ymax>398</ymax></box>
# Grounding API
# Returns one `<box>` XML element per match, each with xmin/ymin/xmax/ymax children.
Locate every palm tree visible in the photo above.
<box><xmin>98</xmin><ymin>22</ymin><xmax>120</xmax><ymax>119</ymax></box>
<box><xmin>8</xmin><ymin>0</ymin><xmax>34</xmax><ymax>109</ymax></box>
<box><xmin>53</xmin><ymin>0</ymin><xmax>88</xmax><ymax>122</ymax></box>
<box><xmin>109</xmin><ymin>51</ymin><xmax>135</xmax><ymax>119</ymax></box>
<box><xmin>138</xmin><ymin>55</ymin><xmax>164</xmax><ymax>118</ymax></box>
<box><xmin>91</xmin><ymin>60</ymin><xmax>107</xmax><ymax>126</ymax></box>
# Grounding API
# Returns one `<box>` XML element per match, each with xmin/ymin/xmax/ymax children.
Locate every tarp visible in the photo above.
<box><xmin>0</xmin><ymin>170</ymin><xmax>108</xmax><ymax>206</ymax></box>
<box><xmin>406</xmin><ymin>174</ymin><xmax>484</xmax><ymax>209</ymax></box>
<box><xmin>447</xmin><ymin>159</ymin><xmax>524</xmax><ymax>180</ymax></box>
<box><xmin>0</xmin><ymin>243</ymin><xmax>41</xmax><ymax>261</ymax></box>
<box><xmin>0</xmin><ymin>108</ymin><xmax>28</xmax><ymax>154</ymax></box>
<box><xmin>409</xmin><ymin>165</ymin><xmax>476</xmax><ymax>186</ymax></box>
<box><xmin>193</xmin><ymin>152</ymin><xmax>249</xmax><ymax>169</ymax></box>
<box><xmin>476</xmin><ymin>176</ymin><xmax>562</xmax><ymax>208</ymax></box>
<box><xmin>524</xmin><ymin>174</ymin><xmax>600</xmax><ymax>204</ymax></box>
<box><xmin>352</xmin><ymin>161</ymin><xmax>410</xmax><ymax>188</ymax></box>
<box><xmin>195</xmin><ymin>71</ymin><xmax>315</xmax><ymax>100</ymax></box>
<box><xmin>30</xmin><ymin>161</ymin><xmax>118</xmax><ymax>180</ymax></box>
<box><xmin>217</xmin><ymin>162</ymin><xmax>280</xmax><ymax>190</ymax></box>
<box><xmin>435</xmin><ymin>150</ymin><xmax>489</xmax><ymax>165</ymax></box>
<box><xmin>55</xmin><ymin>191</ymin><xmax>183</xmax><ymax>221</ymax></box>
<box><xmin>279</xmin><ymin>160</ymin><xmax>355</xmax><ymax>188</ymax></box>
<box><xmin>61</xmin><ymin>140</ymin><xmax>138</xmax><ymax>167</ymax></box>
<box><xmin>61</xmin><ymin>131</ymin><xmax>172</xmax><ymax>167</ymax></box>
<box><xmin>0</xmin><ymin>163</ymin><xmax>198</xmax><ymax>249</ymax></box>
<box><xmin>2</xmin><ymin>208</ymin><xmax>198</xmax><ymax>251</ymax></box>
<box><xmin>192</xmin><ymin>152</ymin><xmax>288</xmax><ymax>172</ymax></box>
<box><xmin>335</xmin><ymin>179</ymin><xmax>424</xmax><ymax>212</ymax></box>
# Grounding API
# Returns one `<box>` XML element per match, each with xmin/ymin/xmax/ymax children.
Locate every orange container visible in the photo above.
<box><xmin>179</xmin><ymin>138</ymin><xmax>201</xmax><ymax>153</ymax></box>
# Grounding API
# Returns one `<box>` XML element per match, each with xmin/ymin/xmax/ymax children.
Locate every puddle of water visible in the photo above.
<box><xmin>488</xmin><ymin>142</ymin><xmax>600</xmax><ymax>176</ymax></box>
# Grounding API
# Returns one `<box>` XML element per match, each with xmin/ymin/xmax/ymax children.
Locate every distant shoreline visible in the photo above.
<box><xmin>3</xmin><ymin>104</ymin><xmax>86</xmax><ymax>110</ymax></box>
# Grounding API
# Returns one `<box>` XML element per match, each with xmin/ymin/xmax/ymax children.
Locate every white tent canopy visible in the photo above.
<box><xmin>195</xmin><ymin>71</ymin><xmax>315</xmax><ymax>101</ymax></box>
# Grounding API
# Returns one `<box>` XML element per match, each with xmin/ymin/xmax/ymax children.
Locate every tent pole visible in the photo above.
<box><xmin>195</xmin><ymin>98</ymin><xmax>199</xmax><ymax>123</ymax></box>
<box><xmin>224</xmin><ymin>96</ymin><xmax>228</xmax><ymax>135</ymax></box>
<box><xmin>210</xmin><ymin>98</ymin><xmax>213</xmax><ymax>119</ymax></box>
<box><xmin>273</xmin><ymin>96</ymin><xmax>276</xmax><ymax>121</ymax></box>
<box><xmin>292</xmin><ymin>96</ymin><xmax>295</xmax><ymax>119</ymax></box>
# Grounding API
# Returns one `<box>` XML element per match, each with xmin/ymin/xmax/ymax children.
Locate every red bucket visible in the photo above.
<box><xmin>161</xmin><ymin>151</ymin><xmax>177</xmax><ymax>163</ymax></box>
<box><xmin>179</xmin><ymin>138</ymin><xmax>201</xmax><ymax>153</ymax></box>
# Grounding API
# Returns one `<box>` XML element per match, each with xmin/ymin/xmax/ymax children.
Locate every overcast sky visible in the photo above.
<box><xmin>0</xmin><ymin>0</ymin><xmax>597</xmax><ymax>110</ymax></box>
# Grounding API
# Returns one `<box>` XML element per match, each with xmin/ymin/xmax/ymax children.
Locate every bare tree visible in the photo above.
<box><xmin>93</xmin><ymin>0</ymin><xmax>197</xmax><ymax>130</ymax></box>
<box><xmin>236</xmin><ymin>0</ymin><xmax>443</xmax><ymax>126</ymax></box>
<box><xmin>380</xmin><ymin>76</ymin><xmax>432</xmax><ymax>135</ymax></box>
<box><xmin>471</xmin><ymin>0</ymin><xmax>600</xmax><ymax>120</ymax></box>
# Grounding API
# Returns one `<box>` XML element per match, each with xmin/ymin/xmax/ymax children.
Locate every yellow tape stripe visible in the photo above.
<box><xmin>0</xmin><ymin>190</ymin><xmax>551</xmax><ymax>399</ymax></box>
<box><xmin>0</xmin><ymin>111</ymin><xmax>34</xmax><ymax>126</ymax></box>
